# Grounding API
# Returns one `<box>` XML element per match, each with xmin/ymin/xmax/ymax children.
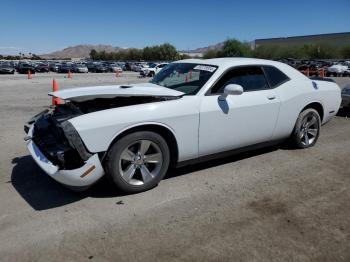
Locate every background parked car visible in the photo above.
<box><xmin>35</xmin><ymin>62</ymin><xmax>49</xmax><ymax>73</ymax></box>
<box><xmin>86</xmin><ymin>62</ymin><xmax>96</xmax><ymax>72</ymax></box>
<box><xmin>58</xmin><ymin>63</ymin><xmax>73</xmax><ymax>73</ymax></box>
<box><xmin>326</xmin><ymin>64</ymin><xmax>348</xmax><ymax>77</ymax></box>
<box><xmin>341</xmin><ymin>84</ymin><xmax>350</xmax><ymax>108</ymax></box>
<box><xmin>124</xmin><ymin>62</ymin><xmax>132</xmax><ymax>71</ymax></box>
<box><xmin>131</xmin><ymin>63</ymin><xmax>148</xmax><ymax>72</ymax></box>
<box><xmin>17</xmin><ymin>62</ymin><xmax>35</xmax><ymax>74</ymax></box>
<box><xmin>107</xmin><ymin>62</ymin><xmax>123</xmax><ymax>73</ymax></box>
<box><xmin>140</xmin><ymin>63</ymin><xmax>168</xmax><ymax>77</ymax></box>
<box><xmin>0</xmin><ymin>61</ymin><xmax>15</xmax><ymax>74</ymax></box>
<box><xmin>93</xmin><ymin>63</ymin><xmax>109</xmax><ymax>73</ymax></box>
<box><xmin>72</xmin><ymin>63</ymin><xmax>88</xmax><ymax>73</ymax></box>
<box><xmin>49</xmin><ymin>62</ymin><xmax>61</xmax><ymax>72</ymax></box>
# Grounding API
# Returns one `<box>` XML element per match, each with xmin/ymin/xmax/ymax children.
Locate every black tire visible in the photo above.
<box><xmin>149</xmin><ymin>71</ymin><xmax>155</xmax><ymax>77</ymax></box>
<box><xmin>291</xmin><ymin>108</ymin><xmax>321</xmax><ymax>149</ymax></box>
<box><xmin>105</xmin><ymin>131</ymin><xmax>170</xmax><ymax>193</ymax></box>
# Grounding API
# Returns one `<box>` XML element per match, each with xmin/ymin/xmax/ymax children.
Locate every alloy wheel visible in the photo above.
<box><xmin>299</xmin><ymin>113</ymin><xmax>319</xmax><ymax>146</ymax></box>
<box><xmin>119</xmin><ymin>140</ymin><xmax>163</xmax><ymax>186</ymax></box>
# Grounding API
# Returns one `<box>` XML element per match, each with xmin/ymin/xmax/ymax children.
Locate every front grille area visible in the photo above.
<box><xmin>32</xmin><ymin>113</ymin><xmax>85</xmax><ymax>169</ymax></box>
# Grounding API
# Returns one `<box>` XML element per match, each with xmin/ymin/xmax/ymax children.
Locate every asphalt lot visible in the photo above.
<box><xmin>0</xmin><ymin>72</ymin><xmax>350</xmax><ymax>262</ymax></box>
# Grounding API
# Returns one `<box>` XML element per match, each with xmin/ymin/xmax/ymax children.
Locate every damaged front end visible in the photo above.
<box><xmin>24</xmin><ymin>103</ymin><xmax>105</xmax><ymax>190</ymax></box>
<box><xmin>26</xmin><ymin>104</ymin><xmax>90</xmax><ymax>169</ymax></box>
<box><xmin>24</xmin><ymin>94</ymin><xmax>180</xmax><ymax>190</ymax></box>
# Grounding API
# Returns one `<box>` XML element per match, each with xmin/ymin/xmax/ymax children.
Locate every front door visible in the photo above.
<box><xmin>199</xmin><ymin>66</ymin><xmax>280</xmax><ymax>156</ymax></box>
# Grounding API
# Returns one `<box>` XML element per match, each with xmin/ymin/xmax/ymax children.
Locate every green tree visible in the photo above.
<box><xmin>159</xmin><ymin>43</ymin><xmax>178</xmax><ymax>60</ymax></box>
<box><xmin>89</xmin><ymin>49</ymin><xmax>98</xmax><ymax>60</ymax></box>
<box><xmin>307</xmin><ymin>44</ymin><xmax>336</xmax><ymax>59</ymax></box>
<box><xmin>203</xmin><ymin>49</ymin><xmax>218</xmax><ymax>59</ymax></box>
<box><xmin>341</xmin><ymin>46</ymin><xmax>350</xmax><ymax>59</ymax></box>
<box><xmin>217</xmin><ymin>39</ymin><xmax>252</xmax><ymax>57</ymax></box>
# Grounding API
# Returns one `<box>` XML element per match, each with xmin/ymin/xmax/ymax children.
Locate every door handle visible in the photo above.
<box><xmin>267</xmin><ymin>95</ymin><xmax>276</xmax><ymax>100</ymax></box>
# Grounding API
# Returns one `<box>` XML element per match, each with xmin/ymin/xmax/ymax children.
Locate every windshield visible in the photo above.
<box><xmin>150</xmin><ymin>63</ymin><xmax>217</xmax><ymax>95</ymax></box>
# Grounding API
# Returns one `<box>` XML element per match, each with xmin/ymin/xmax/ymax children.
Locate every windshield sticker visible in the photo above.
<box><xmin>193</xmin><ymin>65</ymin><xmax>216</xmax><ymax>72</ymax></box>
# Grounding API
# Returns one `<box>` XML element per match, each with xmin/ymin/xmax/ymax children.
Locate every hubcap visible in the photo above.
<box><xmin>299</xmin><ymin>113</ymin><xmax>319</xmax><ymax>146</ymax></box>
<box><xmin>119</xmin><ymin>140</ymin><xmax>163</xmax><ymax>186</ymax></box>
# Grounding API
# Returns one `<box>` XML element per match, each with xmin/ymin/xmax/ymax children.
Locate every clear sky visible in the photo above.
<box><xmin>0</xmin><ymin>0</ymin><xmax>349</xmax><ymax>55</ymax></box>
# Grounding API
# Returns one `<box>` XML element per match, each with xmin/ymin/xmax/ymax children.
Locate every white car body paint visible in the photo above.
<box><xmin>199</xmin><ymin>88</ymin><xmax>280</xmax><ymax>156</ymax></box>
<box><xmin>27</xmin><ymin>58</ymin><xmax>342</xmax><ymax>188</ymax></box>
<box><xmin>69</xmin><ymin>95</ymin><xmax>201</xmax><ymax>161</ymax></box>
<box><xmin>50</xmin><ymin>82</ymin><xmax>184</xmax><ymax>102</ymax></box>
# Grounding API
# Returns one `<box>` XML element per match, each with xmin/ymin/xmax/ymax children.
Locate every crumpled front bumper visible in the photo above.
<box><xmin>26</xmin><ymin>125</ymin><xmax>105</xmax><ymax>190</ymax></box>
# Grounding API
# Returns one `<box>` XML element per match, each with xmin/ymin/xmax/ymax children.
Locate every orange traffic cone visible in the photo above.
<box><xmin>306</xmin><ymin>68</ymin><xmax>310</xmax><ymax>77</ymax></box>
<box><xmin>320</xmin><ymin>68</ymin><xmax>325</xmax><ymax>78</ymax></box>
<box><xmin>27</xmin><ymin>70</ymin><xmax>32</xmax><ymax>79</ymax></box>
<box><xmin>67</xmin><ymin>70</ymin><xmax>72</xmax><ymax>79</ymax></box>
<box><xmin>52</xmin><ymin>79</ymin><xmax>61</xmax><ymax>105</ymax></box>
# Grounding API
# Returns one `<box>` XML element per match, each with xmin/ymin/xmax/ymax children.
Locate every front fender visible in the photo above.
<box><xmin>109</xmin><ymin>121</ymin><xmax>177</xmax><ymax>146</ymax></box>
<box><xmin>68</xmin><ymin>96</ymin><xmax>200</xmax><ymax>162</ymax></box>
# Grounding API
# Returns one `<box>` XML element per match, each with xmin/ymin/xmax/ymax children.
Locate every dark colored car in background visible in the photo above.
<box><xmin>90</xmin><ymin>63</ymin><xmax>108</xmax><ymax>73</ymax></box>
<box><xmin>124</xmin><ymin>62</ymin><xmax>132</xmax><ymax>71</ymax></box>
<box><xmin>35</xmin><ymin>62</ymin><xmax>50</xmax><ymax>73</ymax></box>
<box><xmin>49</xmin><ymin>62</ymin><xmax>61</xmax><ymax>72</ymax></box>
<box><xmin>17</xmin><ymin>62</ymin><xmax>36</xmax><ymax>74</ymax></box>
<box><xmin>86</xmin><ymin>62</ymin><xmax>96</xmax><ymax>72</ymax></box>
<box><xmin>341</xmin><ymin>84</ymin><xmax>350</xmax><ymax>108</ymax></box>
<box><xmin>58</xmin><ymin>63</ymin><xmax>73</xmax><ymax>73</ymax></box>
<box><xmin>0</xmin><ymin>61</ymin><xmax>15</xmax><ymax>74</ymax></box>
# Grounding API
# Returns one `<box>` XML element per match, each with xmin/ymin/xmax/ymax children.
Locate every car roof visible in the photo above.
<box><xmin>175</xmin><ymin>57</ymin><xmax>306</xmax><ymax>80</ymax></box>
<box><xmin>176</xmin><ymin>57</ymin><xmax>286</xmax><ymax>67</ymax></box>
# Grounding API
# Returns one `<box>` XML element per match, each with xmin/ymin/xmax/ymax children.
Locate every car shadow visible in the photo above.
<box><xmin>12</xmin><ymin>144</ymin><xmax>282</xmax><ymax>211</ymax></box>
<box><xmin>166</xmin><ymin>144</ymin><xmax>282</xmax><ymax>179</ymax></box>
<box><xmin>337</xmin><ymin>107</ymin><xmax>350</xmax><ymax>118</ymax></box>
<box><xmin>11</xmin><ymin>156</ymin><xmax>123</xmax><ymax>211</ymax></box>
<box><xmin>11</xmin><ymin>156</ymin><xmax>81</xmax><ymax>210</ymax></box>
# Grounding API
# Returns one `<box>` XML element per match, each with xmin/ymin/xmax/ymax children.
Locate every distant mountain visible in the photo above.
<box><xmin>182</xmin><ymin>42</ymin><xmax>225</xmax><ymax>54</ymax></box>
<box><xmin>42</xmin><ymin>42</ymin><xmax>225</xmax><ymax>59</ymax></box>
<box><xmin>41</xmin><ymin>44</ymin><xmax>127</xmax><ymax>58</ymax></box>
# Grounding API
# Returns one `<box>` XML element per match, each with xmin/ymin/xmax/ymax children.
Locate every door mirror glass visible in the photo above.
<box><xmin>219</xmin><ymin>84</ymin><xmax>243</xmax><ymax>100</ymax></box>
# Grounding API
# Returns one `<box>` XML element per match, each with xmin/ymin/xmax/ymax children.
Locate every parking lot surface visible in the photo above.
<box><xmin>0</xmin><ymin>73</ymin><xmax>349</xmax><ymax>261</ymax></box>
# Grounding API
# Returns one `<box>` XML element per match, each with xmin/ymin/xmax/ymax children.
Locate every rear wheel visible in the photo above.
<box><xmin>291</xmin><ymin>108</ymin><xmax>321</xmax><ymax>149</ymax></box>
<box><xmin>105</xmin><ymin>131</ymin><xmax>170</xmax><ymax>193</ymax></box>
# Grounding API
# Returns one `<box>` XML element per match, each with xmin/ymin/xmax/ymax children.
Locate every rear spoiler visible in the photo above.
<box><xmin>309</xmin><ymin>77</ymin><xmax>335</xmax><ymax>83</ymax></box>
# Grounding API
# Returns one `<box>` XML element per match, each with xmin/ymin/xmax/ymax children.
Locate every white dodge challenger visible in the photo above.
<box><xmin>24</xmin><ymin>58</ymin><xmax>342</xmax><ymax>192</ymax></box>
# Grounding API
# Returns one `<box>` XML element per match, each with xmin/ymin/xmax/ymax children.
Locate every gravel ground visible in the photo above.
<box><xmin>0</xmin><ymin>73</ymin><xmax>349</xmax><ymax>262</ymax></box>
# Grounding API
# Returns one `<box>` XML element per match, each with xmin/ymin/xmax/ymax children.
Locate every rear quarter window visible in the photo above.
<box><xmin>263</xmin><ymin>66</ymin><xmax>290</xmax><ymax>88</ymax></box>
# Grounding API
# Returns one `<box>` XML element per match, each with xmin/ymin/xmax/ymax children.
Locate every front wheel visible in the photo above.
<box><xmin>105</xmin><ymin>131</ymin><xmax>170</xmax><ymax>193</ymax></box>
<box><xmin>291</xmin><ymin>108</ymin><xmax>321</xmax><ymax>149</ymax></box>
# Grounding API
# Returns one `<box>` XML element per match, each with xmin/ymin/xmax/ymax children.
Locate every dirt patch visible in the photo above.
<box><xmin>248</xmin><ymin>197</ymin><xmax>287</xmax><ymax>216</ymax></box>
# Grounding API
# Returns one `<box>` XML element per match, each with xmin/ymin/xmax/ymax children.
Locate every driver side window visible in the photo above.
<box><xmin>211</xmin><ymin>66</ymin><xmax>269</xmax><ymax>94</ymax></box>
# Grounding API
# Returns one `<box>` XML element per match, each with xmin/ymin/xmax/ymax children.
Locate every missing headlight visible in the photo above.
<box><xmin>61</xmin><ymin>121</ymin><xmax>92</xmax><ymax>161</ymax></box>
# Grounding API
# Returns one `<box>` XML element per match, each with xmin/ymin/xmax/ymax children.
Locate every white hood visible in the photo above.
<box><xmin>49</xmin><ymin>83</ymin><xmax>184</xmax><ymax>102</ymax></box>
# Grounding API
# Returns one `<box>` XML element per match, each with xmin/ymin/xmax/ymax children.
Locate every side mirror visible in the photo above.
<box><xmin>219</xmin><ymin>84</ymin><xmax>243</xmax><ymax>100</ymax></box>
